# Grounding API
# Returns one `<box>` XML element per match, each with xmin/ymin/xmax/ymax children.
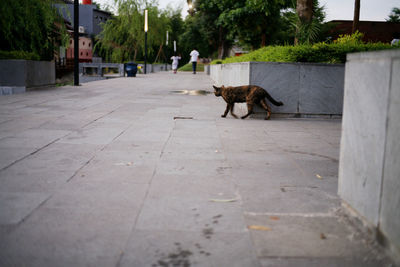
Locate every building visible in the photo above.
<box><xmin>327</xmin><ymin>20</ymin><xmax>400</xmax><ymax>43</ymax></box>
<box><xmin>54</xmin><ymin>0</ymin><xmax>112</xmax><ymax>63</ymax></box>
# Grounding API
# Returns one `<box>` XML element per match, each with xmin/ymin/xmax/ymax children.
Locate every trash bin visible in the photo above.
<box><xmin>125</xmin><ymin>62</ymin><xmax>138</xmax><ymax>77</ymax></box>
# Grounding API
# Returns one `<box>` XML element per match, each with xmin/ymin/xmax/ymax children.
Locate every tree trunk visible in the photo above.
<box><xmin>352</xmin><ymin>0</ymin><xmax>360</xmax><ymax>33</ymax></box>
<box><xmin>295</xmin><ymin>0</ymin><xmax>313</xmax><ymax>45</ymax></box>
<box><xmin>261</xmin><ymin>32</ymin><xmax>266</xmax><ymax>47</ymax></box>
<box><xmin>218</xmin><ymin>26</ymin><xmax>224</xmax><ymax>59</ymax></box>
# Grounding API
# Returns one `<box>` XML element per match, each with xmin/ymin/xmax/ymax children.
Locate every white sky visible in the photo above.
<box><xmin>91</xmin><ymin>0</ymin><xmax>399</xmax><ymax>22</ymax></box>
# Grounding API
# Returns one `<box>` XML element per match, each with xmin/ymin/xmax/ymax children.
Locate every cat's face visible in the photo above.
<box><xmin>213</xmin><ymin>85</ymin><xmax>223</xmax><ymax>97</ymax></box>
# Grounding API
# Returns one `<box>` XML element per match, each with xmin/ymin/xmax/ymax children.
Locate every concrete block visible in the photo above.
<box><xmin>210</xmin><ymin>63</ymin><xmax>250</xmax><ymax>86</ymax></box>
<box><xmin>250</xmin><ymin>62</ymin><xmax>299</xmax><ymax>113</ymax></box>
<box><xmin>0</xmin><ymin>86</ymin><xmax>26</xmax><ymax>95</ymax></box>
<box><xmin>0</xmin><ymin>60</ymin><xmax>27</xmax><ymax>87</ymax></box>
<box><xmin>204</xmin><ymin>64</ymin><xmax>210</xmax><ymax>75</ymax></box>
<box><xmin>338</xmin><ymin>51</ymin><xmax>392</xmax><ymax>226</ymax></box>
<box><xmin>339</xmin><ymin>49</ymin><xmax>400</xmax><ymax>262</ymax></box>
<box><xmin>380</xmin><ymin>58</ymin><xmax>400</xmax><ymax>256</ymax></box>
<box><xmin>0</xmin><ymin>60</ymin><xmax>54</xmax><ymax>90</ymax></box>
<box><xmin>210</xmin><ymin>61</ymin><xmax>345</xmax><ymax>115</ymax></box>
<box><xmin>299</xmin><ymin>64</ymin><xmax>344</xmax><ymax>114</ymax></box>
<box><xmin>26</xmin><ymin>60</ymin><xmax>55</xmax><ymax>87</ymax></box>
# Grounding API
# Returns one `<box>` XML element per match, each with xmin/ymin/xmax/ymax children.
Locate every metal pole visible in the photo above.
<box><xmin>165</xmin><ymin>31</ymin><xmax>168</xmax><ymax>71</ymax></box>
<box><xmin>74</xmin><ymin>0</ymin><xmax>79</xmax><ymax>85</ymax></box>
<box><xmin>144</xmin><ymin>32</ymin><xmax>147</xmax><ymax>74</ymax></box>
<box><xmin>144</xmin><ymin>9</ymin><xmax>148</xmax><ymax>75</ymax></box>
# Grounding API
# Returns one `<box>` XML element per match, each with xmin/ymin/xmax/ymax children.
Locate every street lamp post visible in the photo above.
<box><xmin>165</xmin><ymin>31</ymin><xmax>168</xmax><ymax>71</ymax></box>
<box><xmin>144</xmin><ymin>9</ymin><xmax>148</xmax><ymax>74</ymax></box>
<box><xmin>74</xmin><ymin>0</ymin><xmax>79</xmax><ymax>85</ymax></box>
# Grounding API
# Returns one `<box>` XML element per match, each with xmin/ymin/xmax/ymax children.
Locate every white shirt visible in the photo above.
<box><xmin>170</xmin><ymin>56</ymin><xmax>181</xmax><ymax>69</ymax></box>
<box><xmin>190</xmin><ymin>50</ymin><xmax>199</xmax><ymax>62</ymax></box>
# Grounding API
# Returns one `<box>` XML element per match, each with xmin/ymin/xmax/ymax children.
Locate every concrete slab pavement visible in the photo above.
<box><xmin>0</xmin><ymin>72</ymin><xmax>394</xmax><ymax>266</ymax></box>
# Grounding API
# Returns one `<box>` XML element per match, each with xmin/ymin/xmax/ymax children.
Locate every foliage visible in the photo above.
<box><xmin>219</xmin><ymin>0</ymin><xmax>291</xmax><ymax>48</ymax></box>
<box><xmin>165</xmin><ymin>7</ymin><xmax>184</xmax><ymax>58</ymax></box>
<box><xmin>181</xmin><ymin>0</ymin><xmax>292</xmax><ymax>59</ymax></box>
<box><xmin>178</xmin><ymin>0</ymin><xmax>327</xmax><ymax>60</ymax></box>
<box><xmin>190</xmin><ymin>0</ymin><xmax>236</xmax><ymax>59</ymax></box>
<box><xmin>178</xmin><ymin>62</ymin><xmax>205</xmax><ymax>72</ymax></box>
<box><xmin>0</xmin><ymin>0</ymin><xmax>68</xmax><ymax>60</ymax></box>
<box><xmin>0</xmin><ymin>50</ymin><xmax>40</xmax><ymax>61</ymax></box>
<box><xmin>289</xmin><ymin>0</ymin><xmax>326</xmax><ymax>45</ymax></box>
<box><xmin>334</xmin><ymin>31</ymin><xmax>364</xmax><ymax>45</ymax></box>
<box><xmin>95</xmin><ymin>0</ymin><xmax>173</xmax><ymax>63</ymax></box>
<box><xmin>386</xmin><ymin>7</ymin><xmax>400</xmax><ymax>22</ymax></box>
<box><xmin>213</xmin><ymin>41</ymin><xmax>395</xmax><ymax>64</ymax></box>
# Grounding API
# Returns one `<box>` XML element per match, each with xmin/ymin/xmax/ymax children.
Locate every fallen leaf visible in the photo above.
<box><xmin>269</xmin><ymin>216</ymin><xmax>280</xmax><ymax>221</ymax></box>
<box><xmin>320</xmin><ymin>233</ymin><xmax>327</xmax><ymax>239</ymax></box>
<box><xmin>248</xmin><ymin>225</ymin><xmax>272</xmax><ymax>231</ymax></box>
<box><xmin>316</xmin><ymin>174</ymin><xmax>323</xmax><ymax>179</ymax></box>
<box><xmin>114</xmin><ymin>162</ymin><xmax>133</xmax><ymax>166</ymax></box>
<box><xmin>209</xmin><ymin>198</ymin><xmax>238</xmax><ymax>203</ymax></box>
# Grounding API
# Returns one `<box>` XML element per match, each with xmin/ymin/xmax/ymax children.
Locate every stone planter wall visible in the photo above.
<box><xmin>210</xmin><ymin>61</ymin><xmax>345</xmax><ymax>116</ymax></box>
<box><xmin>0</xmin><ymin>60</ymin><xmax>55</xmax><ymax>95</ymax></box>
<box><xmin>338</xmin><ymin>49</ymin><xmax>400</xmax><ymax>263</ymax></box>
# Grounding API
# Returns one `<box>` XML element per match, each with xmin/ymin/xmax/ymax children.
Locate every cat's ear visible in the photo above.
<box><xmin>213</xmin><ymin>85</ymin><xmax>218</xmax><ymax>90</ymax></box>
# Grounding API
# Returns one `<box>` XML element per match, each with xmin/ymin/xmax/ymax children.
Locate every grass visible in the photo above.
<box><xmin>178</xmin><ymin>62</ymin><xmax>205</xmax><ymax>72</ymax></box>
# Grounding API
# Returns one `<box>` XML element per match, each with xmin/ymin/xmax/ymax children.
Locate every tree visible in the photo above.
<box><xmin>0</xmin><ymin>0</ymin><xmax>68</xmax><ymax>60</ymax></box>
<box><xmin>293</xmin><ymin>0</ymin><xmax>326</xmax><ymax>44</ymax></box>
<box><xmin>193</xmin><ymin>0</ymin><xmax>235</xmax><ymax>59</ymax></box>
<box><xmin>386</xmin><ymin>7</ymin><xmax>400</xmax><ymax>22</ymax></box>
<box><xmin>352</xmin><ymin>0</ymin><xmax>360</xmax><ymax>33</ymax></box>
<box><xmin>219</xmin><ymin>0</ymin><xmax>291</xmax><ymax>48</ymax></box>
<box><xmin>95</xmin><ymin>0</ymin><xmax>172</xmax><ymax>63</ymax></box>
<box><xmin>295</xmin><ymin>0</ymin><xmax>313</xmax><ymax>44</ymax></box>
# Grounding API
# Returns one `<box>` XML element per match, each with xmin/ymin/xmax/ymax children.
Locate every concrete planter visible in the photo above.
<box><xmin>210</xmin><ymin>61</ymin><xmax>345</xmax><ymax>116</ymax></box>
<box><xmin>152</xmin><ymin>63</ymin><xmax>171</xmax><ymax>72</ymax></box>
<box><xmin>0</xmin><ymin>59</ymin><xmax>55</xmax><ymax>95</ymax></box>
<box><xmin>338</xmin><ymin>49</ymin><xmax>400</xmax><ymax>263</ymax></box>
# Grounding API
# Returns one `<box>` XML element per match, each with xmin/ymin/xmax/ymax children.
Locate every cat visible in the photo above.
<box><xmin>213</xmin><ymin>85</ymin><xmax>283</xmax><ymax>120</ymax></box>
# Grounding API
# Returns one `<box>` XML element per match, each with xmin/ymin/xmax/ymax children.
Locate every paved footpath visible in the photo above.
<box><xmin>0</xmin><ymin>72</ymin><xmax>393</xmax><ymax>266</ymax></box>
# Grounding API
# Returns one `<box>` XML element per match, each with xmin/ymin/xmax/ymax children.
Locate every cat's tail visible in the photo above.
<box><xmin>264</xmin><ymin>91</ymin><xmax>283</xmax><ymax>106</ymax></box>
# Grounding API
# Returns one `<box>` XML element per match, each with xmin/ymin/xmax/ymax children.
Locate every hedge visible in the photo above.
<box><xmin>213</xmin><ymin>43</ymin><xmax>397</xmax><ymax>64</ymax></box>
<box><xmin>0</xmin><ymin>50</ymin><xmax>40</xmax><ymax>61</ymax></box>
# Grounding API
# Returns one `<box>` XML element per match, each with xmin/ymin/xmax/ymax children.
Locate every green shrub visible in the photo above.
<box><xmin>0</xmin><ymin>50</ymin><xmax>40</xmax><ymax>60</ymax></box>
<box><xmin>212</xmin><ymin>40</ymin><xmax>396</xmax><ymax>65</ymax></box>
<box><xmin>178</xmin><ymin>62</ymin><xmax>205</xmax><ymax>72</ymax></box>
<box><xmin>334</xmin><ymin>31</ymin><xmax>364</xmax><ymax>45</ymax></box>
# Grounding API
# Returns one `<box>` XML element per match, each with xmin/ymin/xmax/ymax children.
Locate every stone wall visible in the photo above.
<box><xmin>210</xmin><ymin>61</ymin><xmax>344</xmax><ymax>115</ymax></box>
<box><xmin>338</xmin><ymin>49</ymin><xmax>400</xmax><ymax>263</ymax></box>
<box><xmin>0</xmin><ymin>60</ymin><xmax>55</xmax><ymax>95</ymax></box>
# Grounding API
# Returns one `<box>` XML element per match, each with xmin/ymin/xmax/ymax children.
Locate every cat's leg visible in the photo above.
<box><xmin>222</xmin><ymin>104</ymin><xmax>230</xmax><ymax>117</ymax></box>
<box><xmin>230</xmin><ymin>104</ymin><xmax>238</xmax><ymax>118</ymax></box>
<box><xmin>241</xmin><ymin>103</ymin><xmax>254</xmax><ymax>119</ymax></box>
<box><xmin>260</xmin><ymin>99</ymin><xmax>272</xmax><ymax>120</ymax></box>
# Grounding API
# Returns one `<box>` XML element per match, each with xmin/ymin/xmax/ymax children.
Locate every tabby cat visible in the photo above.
<box><xmin>213</xmin><ymin>85</ymin><xmax>283</xmax><ymax>120</ymax></box>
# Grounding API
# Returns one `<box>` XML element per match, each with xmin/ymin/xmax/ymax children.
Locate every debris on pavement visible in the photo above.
<box><xmin>248</xmin><ymin>225</ymin><xmax>272</xmax><ymax>231</ymax></box>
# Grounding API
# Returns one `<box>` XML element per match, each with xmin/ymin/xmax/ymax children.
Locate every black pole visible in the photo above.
<box><xmin>74</xmin><ymin>0</ymin><xmax>79</xmax><ymax>86</ymax></box>
<box><xmin>144</xmin><ymin>32</ymin><xmax>147</xmax><ymax>74</ymax></box>
<box><xmin>165</xmin><ymin>47</ymin><xmax>167</xmax><ymax>71</ymax></box>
